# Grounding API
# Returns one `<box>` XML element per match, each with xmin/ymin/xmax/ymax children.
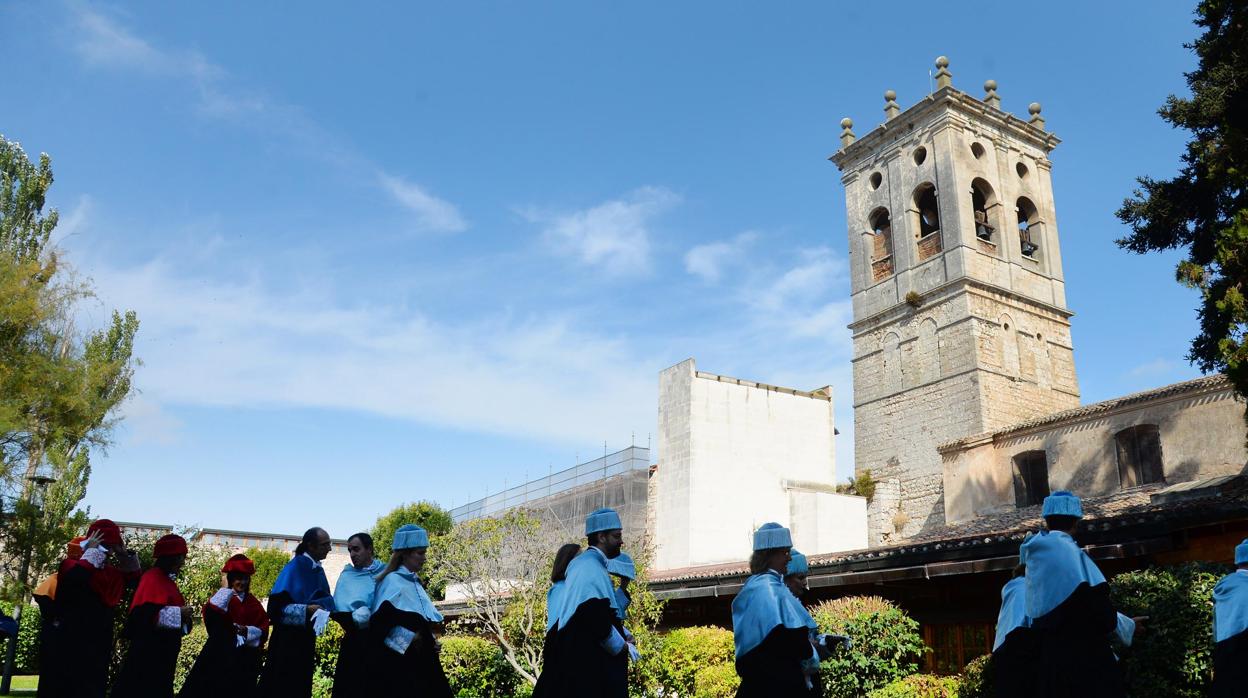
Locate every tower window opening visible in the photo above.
<box><xmin>913</xmin><ymin>146</ymin><xmax>927</xmax><ymax>166</ymax></box>
<box><xmin>1115</xmin><ymin>425</ymin><xmax>1163</xmax><ymax>488</ymax></box>
<box><xmin>868</xmin><ymin>208</ymin><xmax>894</xmax><ymax>281</ymax></box>
<box><xmin>1017</xmin><ymin>197</ymin><xmax>1040</xmax><ymax>258</ymax></box>
<box><xmin>869</xmin><ymin>172</ymin><xmax>883</xmax><ymax>190</ymax></box>
<box><xmin>970</xmin><ymin>142</ymin><xmax>986</xmax><ymax>159</ymax></box>
<box><xmin>1016</xmin><ymin>162</ymin><xmax>1029</xmax><ymax>178</ymax></box>
<box><xmin>914</xmin><ymin>183</ymin><xmax>942</xmax><ymax>260</ymax></box>
<box><xmin>1012</xmin><ymin>450</ymin><xmax>1050</xmax><ymax>507</ymax></box>
<box><xmin>970</xmin><ymin>178</ymin><xmax>996</xmax><ymax>242</ymax></box>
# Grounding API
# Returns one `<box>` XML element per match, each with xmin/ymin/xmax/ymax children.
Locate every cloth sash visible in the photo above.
<box><xmin>333</xmin><ymin>559</ymin><xmax>384</xmax><ymax>612</ymax></box>
<box><xmin>551</xmin><ymin>547</ymin><xmax>618</xmax><ymax>631</ymax></box>
<box><xmin>1214</xmin><ymin>570</ymin><xmax>1248</xmax><ymax>642</ymax></box>
<box><xmin>371</xmin><ymin>568</ymin><xmax>443</xmax><ymax>622</ymax></box>
<box><xmin>732</xmin><ymin>570</ymin><xmax>811</xmax><ymax>658</ymax></box>
<box><xmin>1021</xmin><ymin>530</ymin><xmax>1106</xmax><ymax>620</ymax></box>
<box><xmin>271</xmin><ymin>554</ymin><xmax>335</xmax><ymax>609</ymax></box>
<box><xmin>993</xmin><ymin>576</ymin><xmax>1029</xmax><ymax>650</ymax></box>
<box><xmin>546</xmin><ymin>580</ymin><xmax>566</xmax><ymax>633</ymax></box>
<box><xmin>130</xmin><ymin>568</ymin><xmax>185</xmax><ymax>611</ymax></box>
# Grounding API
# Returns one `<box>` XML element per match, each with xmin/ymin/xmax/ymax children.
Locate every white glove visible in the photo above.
<box><xmin>627</xmin><ymin>643</ymin><xmax>641</xmax><ymax>662</ymax></box>
<box><xmin>351</xmin><ymin>606</ymin><xmax>372</xmax><ymax>629</ymax></box>
<box><xmin>311</xmin><ymin>608</ymin><xmax>331</xmax><ymax>636</ymax></box>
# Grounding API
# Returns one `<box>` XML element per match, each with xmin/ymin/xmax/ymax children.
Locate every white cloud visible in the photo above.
<box><xmin>527</xmin><ymin>187</ymin><xmax>679</xmax><ymax>277</ymax></box>
<box><xmin>684</xmin><ymin>231</ymin><xmax>757</xmax><ymax>283</ymax></box>
<box><xmin>84</xmin><ymin>259</ymin><xmax>657</xmax><ymax>447</ymax></box>
<box><xmin>51</xmin><ymin>195</ymin><xmax>92</xmax><ymax>246</ymax></box>
<box><xmin>378</xmin><ymin>174</ymin><xmax>468</xmax><ymax>234</ymax></box>
<box><xmin>119</xmin><ymin>394</ymin><xmax>184</xmax><ymax>447</ymax></box>
<box><xmin>1127</xmin><ymin>357</ymin><xmax>1181</xmax><ymax>378</ymax></box>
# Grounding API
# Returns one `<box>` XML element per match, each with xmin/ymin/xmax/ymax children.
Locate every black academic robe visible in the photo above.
<box><xmin>33</xmin><ymin>594</ymin><xmax>64</xmax><ymax>698</ymax></box>
<box><xmin>734</xmin><ymin>625</ymin><xmax>813</xmax><ymax>698</ymax></box>
<box><xmin>330</xmin><ymin>612</ymin><xmax>371</xmax><ymax>696</ymax></box>
<box><xmin>533</xmin><ymin>597</ymin><xmax>626</xmax><ymax>698</ymax></box>
<box><xmin>1212</xmin><ymin>628</ymin><xmax>1248</xmax><ymax>698</ymax></box>
<box><xmin>992</xmin><ymin>626</ymin><xmax>1038</xmax><ymax>698</ymax></box>
<box><xmin>179</xmin><ymin>600</ymin><xmax>265</xmax><ymax>698</ymax></box>
<box><xmin>256</xmin><ymin>591</ymin><xmax>318</xmax><ymax>698</ymax></box>
<box><xmin>1029</xmin><ymin>582</ymin><xmax>1124</xmax><ymax>697</ymax></box>
<box><xmin>111</xmin><ymin>603</ymin><xmax>184</xmax><ymax>698</ymax></box>
<box><xmin>368</xmin><ymin>601</ymin><xmax>451</xmax><ymax>696</ymax></box>
<box><xmin>54</xmin><ymin>563</ymin><xmax>136</xmax><ymax>698</ymax></box>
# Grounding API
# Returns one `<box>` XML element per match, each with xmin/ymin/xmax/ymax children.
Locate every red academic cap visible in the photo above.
<box><xmin>66</xmin><ymin>536</ymin><xmax>86</xmax><ymax>561</ymax></box>
<box><xmin>87</xmin><ymin>519</ymin><xmax>123</xmax><ymax>547</ymax></box>
<box><xmin>221</xmin><ymin>554</ymin><xmax>255</xmax><ymax>576</ymax></box>
<box><xmin>153</xmin><ymin>534</ymin><xmax>188</xmax><ymax>558</ymax></box>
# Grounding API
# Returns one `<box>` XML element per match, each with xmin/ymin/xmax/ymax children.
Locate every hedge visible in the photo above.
<box><xmin>440</xmin><ymin>634</ymin><xmax>523</xmax><ymax>697</ymax></box>
<box><xmin>867</xmin><ymin>674</ymin><xmax>961</xmax><ymax>698</ymax></box>
<box><xmin>693</xmin><ymin>662</ymin><xmax>740</xmax><ymax>698</ymax></box>
<box><xmin>811</xmin><ymin>595</ymin><xmax>927</xmax><ymax>697</ymax></box>
<box><xmin>957</xmin><ymin>654</ymin><xmax>991</xmax><ymax>698</ymax></box>
<box><xmin>655</xmin><ymin>625</ymin><xmax>735</xmax><ymax>695</ymax></box>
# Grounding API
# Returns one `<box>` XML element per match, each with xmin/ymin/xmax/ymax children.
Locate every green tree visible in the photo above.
<box><xmin>242</xmin><ymin>546</ymin><xmax>291</xmax><ymax>599</ymax></box>
<box><xmin>1116</xmin><ymin>1</ymin><xmax>1248</xmax><ymax>415</ymax></box>
<box><xmin>371</xmin><ymin>500</ymin><xmax>453</xmax><ymax>560</ymax></box>
<box><xmin>811</xmin><ymin>595</ymin><xmax>927</xmax><ymax>697</ymax></box>
<box><xmin>0</xmin><ymin>135</ymin><xmax>139</xmax><ymax>607</ymax></box>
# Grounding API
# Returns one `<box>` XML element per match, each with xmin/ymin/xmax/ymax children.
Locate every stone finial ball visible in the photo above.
<box><xmin>935</xmin><ymin>56</ymin><xmax>949</xmax><ymax>68</ymax></box>
<box><xmin>840</xmin><ymin>117</ymin><xmax>853</xmax><ymax>129</ymax></box>
<box><xmin>984</xmin><ymin>79</ymin><xmax>997</xmax><ymax>92</ymax></box>
<box><xmin>1028</xmin><ymin>102</ymin><xmax>1042</xmax><ymax>115</ymax></box>
<box><xmin>884</xmin><ymin>90</ymin><xmax>897</xmax><ymax>101</ymax></box>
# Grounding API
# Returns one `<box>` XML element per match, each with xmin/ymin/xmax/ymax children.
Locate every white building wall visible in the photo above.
<box><xmin>654</xmin><ymin>358</ymin><xmax>864</xmax><ymax>571</ymax></box>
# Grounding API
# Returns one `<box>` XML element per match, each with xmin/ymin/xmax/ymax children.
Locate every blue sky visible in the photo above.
<box><xmin>0</xmin><ymin>1</ymin><xmax>1204</xmax><ymax>537</ymax></box>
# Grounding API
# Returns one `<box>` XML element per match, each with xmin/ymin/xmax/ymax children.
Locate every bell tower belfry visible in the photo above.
<box><xmin>830</xmin><ymin>57</ymin><xmax>1080</xmax><ymax>544</ymax></box>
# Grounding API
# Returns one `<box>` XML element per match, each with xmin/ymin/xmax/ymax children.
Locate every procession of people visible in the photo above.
<box><xmin>22</xmin><ymin>496</ymin><xmax>1248</xmax><ymax>697</ymax></box>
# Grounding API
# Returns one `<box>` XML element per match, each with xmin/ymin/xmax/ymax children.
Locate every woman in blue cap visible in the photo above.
<box><xmin>783</xmin><ymin>549</ymin><xmax>847</xmax><ymax>697</ymax></box>
<box><xmin>533</xmin><ymin>507</ymin><xmax>628</xmax><ymax>698</ymax></box>
<box><xmin>991</xmin><ymin>553</ymin><xmax>1036</xmax><ymax>698</ymax></box>
<box><xmin>369</xmin><ymin>524</ymin><xmax>451</xmax><ymax>695</ymax></box>
<box><xmin>1018</xmin><ymin>491</ymin><xmax>1126</xmax><ymax>697</ymax></box>
<box><xmin>732</xmin><ymin>523</ymin><xmax>818</xmax><ymax>696</ymax></box>
<box><xmin>1211</xmin><ymin>538</ymin><xmax>1248</xmax><ymax>697</ymax></box>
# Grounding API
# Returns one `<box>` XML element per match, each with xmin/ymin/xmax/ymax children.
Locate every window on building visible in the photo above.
<box><xmin>868</xmin><ymin>208</ymin><xmax>894</xmax><ymax>281</ymax></box>
<box><xmin>924</xmin><ymin>623</ymin><xmax>993</xmax><ymax>675</ymax></box>
<box><xmin>971</xmin><ymin>178</ymin><xmax>996</xmax><ymax>242</ymax></box>
<box><xmin>1017</xmin><ymin>197</ymin><xmax>1040</xmax><ymax>258</ymax></box>
<box><xmin>914</xmin><ymin>183</ymin><xmax>942</xmax><ymax>260</ymax></box>
<box><xmin>1012</xmin><ymin>450</ymin><xmax>1050</xmax><ymax>507</ymax></box>
<box><xmin>1116</xmin><ymin>425</ymin><xmax>1164</xmax><ymax>488</ymax></box>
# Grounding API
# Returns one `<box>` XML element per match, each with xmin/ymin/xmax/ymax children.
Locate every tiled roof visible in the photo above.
<box><xmin>649</xmin><ymin>473</ymin><xmax>1248</xmax><ymax>586</ymax></box>
<box><xmin>940</xmin><ymin>374</ymin><xmax>1232</xmax><ymax>451</ymax></box>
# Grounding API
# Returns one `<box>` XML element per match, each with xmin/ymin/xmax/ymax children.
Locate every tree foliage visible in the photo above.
<box><xmin>242</xmin><ymin>546</ymin><xmax>291</xmax><ymax>599</ymax></box>
<box><xmin>0</xmin><ymin>134</ymin><xmax>139</xmax><ymax>604</ymax></box>
<box><xmin>811</xmin><ymin>595</ymin><xmax>927</xmax><ymax>697</ymax></box>
<box><xmin>1115</xmin><ymin>1</ymin><xmax>1248</xmax><ymax>412</ymax></box>
<box><xmin>371</xmin><ymin>499</ymin><xmax>453</xmax><ymax>560</ymax></box>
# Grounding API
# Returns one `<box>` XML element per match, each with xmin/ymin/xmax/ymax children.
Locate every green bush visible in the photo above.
<box><xmin>867</xmin><ymin>674</ymin><xmax>960</xmax><ymax>698</ymax></box>
<box><xmin>4</xmin><ymin>602</ymin><xmax>41</xmax><ymax>674</ymax></box>
<box><xmin>811</xmin><ymin>596</ymin><xmax>927</xmax><ymax>698</ymax></box>
<box><xmin>242</xmin><ymin>547</ymin><xmax>291</xmax><ymax>600</ymax></box>
<box><xmin>693</xmin><ymin>662</ymin><xmax>740</xmax><ymax>698</ymax></box>
<box><xmin>1109</xmin><ymin>562</ymin><xmax>1229</xmax><ymax>698</ymax></box>
<box><xmin>957</xmin><ymin>654</ymin><xmax>991</xmax><ymax>698</ymax></box>
<box><xmin>172</xmin><ymin>623</ymin><xmax>208</xmax><ymax>693</ymax></box>
<box><xmin>439</xmin><ymin>635</ymin><xmax>522</xmax><ymax>697</ymax></box>
<box><xmin>313</xmin><ymin>619</ymin><xmax>344</xmax><ymax>684</ymax></box>
<box><xmin>656</xmin><ymin>625</ymin><xmax>735</xmax><ymax>695</ymax></box>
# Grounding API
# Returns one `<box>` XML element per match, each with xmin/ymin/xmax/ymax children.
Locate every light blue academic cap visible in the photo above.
<box><xmin>1041</xmin><ymin>491</ymin><xmax>1083</xmax><ymax>519</ymax></box>
<box><xmin>1236</xmin><ymin>539</ymin><xmax>1248</xmax><ymax>565</ymax></box>
<box><xmin>608</xmin><ymin>552</ymin><xmax>636</xmax><ymax>580</ymax></box>
<box><xmin>392</xmin><ymin>524</ymin><xmax>429</xmax><ymax>550</ymax></box>
<box><xmin>753</xmin><ymin>522</ymin><xmax>792</xmax><ymax>551</ymax></box>
<box><xmin>786</xmin><ymin>549</ymin><xmax>809</xmax><ymax>575</ymax></box>
<box><xmin>585</xmin><ymin>508</ymin><xmax>623</xmax><ymax>535</ymax></box>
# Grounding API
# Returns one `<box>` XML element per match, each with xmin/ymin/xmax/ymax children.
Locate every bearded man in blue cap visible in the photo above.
<box><xmin>1019</xmin><ymin>491</ymin><xmax>1126</xmax><ymax>697</ymax></box>
<box><xmin>1211</xmin><ymin>538</ymin><xmax>1248</xmax><ymax>696</ymax></box>
<box><xmin>732</xmin><ymin>523</ymin><xmax>819</xmax><ymax>696</ymax></box>
<box><xmin>533</xmin><ymin>507</ymin><xmax>628</xmax><ymax>698</ymax></box>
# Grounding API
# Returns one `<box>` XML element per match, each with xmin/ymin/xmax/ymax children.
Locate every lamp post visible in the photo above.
<box><xmin>1</xmin><ymin>474</ymin><xmax>55</xmax><ymax>695</ymax></box>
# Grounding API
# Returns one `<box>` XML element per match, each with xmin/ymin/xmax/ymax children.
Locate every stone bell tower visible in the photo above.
<box><xmin>830</xmin><ymin>57</ymin><xmax>1080</xmax><ymax>544</ymax></box>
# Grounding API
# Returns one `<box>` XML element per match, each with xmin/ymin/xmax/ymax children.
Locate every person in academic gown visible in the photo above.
<box><xmin>604</xmin><ymin>552</ymin><xmax>641</xmax><ymax>687</ymax></box>
<box><xmin>54</xmin><ymin>518</ymin><xmax>141</xmax><ymax>698</ymax></box>
<box><xmin>330</xmin><ymin>532</ymin><xmax>384</xmax><ymax>696</ymax></box>
<box><xmin>112</xmin><ymin>534</ymin><xmax>195</xmax><ymax>698</ymax></box>
<box><xmin>533</xmin><ymin>508</ymin><xmax>629</xmax><ymax>698</ymax></box>
<box><xmin>991</xmin><ymin>561</ymin><xmax>1036</xmax><ymax>698</ymax></box>
<box><xmin>1020</xmin><ymin>491</ymin><xmax>1126</xmax><ymax>697</ymax></box>
<box><xmin>31</xmin><ymin>536</ymin><xmax>84</xmax><ymax>698</ymax></box>
<box><xmin>368</xmin><ymin>524</ymin><xmax>451</xmax><ymax>696</ymax></box>
<box><xmin>1211</xmin><ymin>538</ymin><xmax>1248</xmax><ymax>697</ymax></box>
<box><xmin>732</xmin><ymin>523</ymin><xmax>817</xmax><ymax>697</ymax></box>
<box><xmin>541</xmin><ymin>542</ymin><xmax>583</xmax><ymax>678</ymax></box>
<box><xmin>179</xmin><ymin>554</ymin><xmax>271</xmax><ymax>698</ymax></box>
<box><xmin>257</xmin><ymin>527</ymin><xmax>336</xmax><ymax>697</ymax></box>
<box><xmin>784</xmin><ymin>550</ymin><xmax>848</xmax><ymax>697</ymax></box>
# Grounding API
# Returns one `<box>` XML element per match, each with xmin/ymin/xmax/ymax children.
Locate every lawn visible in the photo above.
<box><xmin>7</xmin><ymin>675</ymin><xmax>37</xmax><ymax>695</ymax></box>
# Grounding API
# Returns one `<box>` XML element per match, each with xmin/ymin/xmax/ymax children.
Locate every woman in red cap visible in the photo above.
<box><xmin>180</xmin><ymin>554</ymin><xmax>271</xmax><ymax>697</ymax></box>
<box><xmin>112</xmin><ymin>534</ymin><xmax>195</xmax><ymax>698</ymax></box>
<box><xmin>54</xmin><ymin>518</ymin><xmax>141</xmax><ymax>698</ymax></box>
